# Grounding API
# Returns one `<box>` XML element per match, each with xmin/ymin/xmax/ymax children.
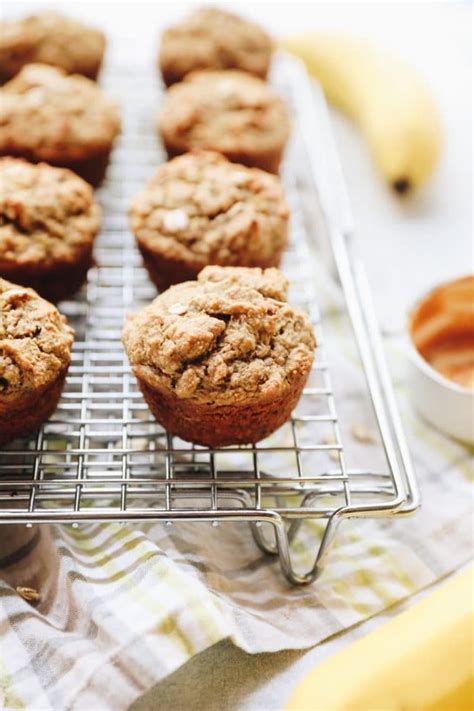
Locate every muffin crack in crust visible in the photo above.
<box><xmin>0</xmin><ymin>279</ymin><xmax>73</xmax><ymax>396</ymax></box>
<box><xmin>0</xmin><ymin>63</ymin><xmax>121</xmax><ymax>163</ymax></box>
<box><xmin>129</xmin><ymin>151</ymin><xmax>289</xmax><ymax>266</ymax></box>
<box><xmin>123</xmin><ymin>266</ymin><xmax>316</xmax><ymax>405</ymax></box>
<box><xmin>0</xmin><ymin>158</ymin><xmax>101</xmax><ymax>265</ymax></box>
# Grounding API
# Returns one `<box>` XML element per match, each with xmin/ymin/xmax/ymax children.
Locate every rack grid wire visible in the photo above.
<box><xmin>0</xmin><ymin>55</ymin><xmax>419</xmax><ymax>584</ymax></box>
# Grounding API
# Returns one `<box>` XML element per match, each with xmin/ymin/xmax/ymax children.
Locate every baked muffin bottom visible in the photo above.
<box><xmin>0</xmin><ymin>370</ymin><xmax>67</xmax><ymax>446</ymax></box>
<box><xmin>138</xmin><ymin>240</ymin><xmax>285</xmax><ymax>292</ymax></box>
<box><xmin>0</xmin><ymin>146</ymin><xmax>112</xmax><ymax>187</ymax></box>
<box><xmin>162</xmin><ymin>141</ymin><xmax>284</xmax><ymax>175</ymax></box>
<box><xmin>0</xmin><ymin>243</ymin><xmax>93</xmax><ymax>302</ymax></box>
<box><xmin>137</xmin><ymin>367</ymin><xmax>309</xmax><ymax>447</ymax></box>
<box><xmin>52</xmin><ymin>148</ymin><xmax>112</xmax><ymax>187</ymax></box>
<box><xmin>0</xmin><ymin>63</ymin><xmax>102</xmax><ymax>86</ymax></box>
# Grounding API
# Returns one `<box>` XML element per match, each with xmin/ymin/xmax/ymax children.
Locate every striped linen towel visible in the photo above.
<box><xmin>1</xmin><ymin>282</ymin><xmax>472</xmax><ymax>711</ymax></box>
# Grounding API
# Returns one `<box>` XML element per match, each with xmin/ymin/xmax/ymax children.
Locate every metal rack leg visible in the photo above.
<box><xmin>250</xmin><ymin>520</ymin><xmax>279</xmax><ymax>555</ymax></box>
<box><xmin>276</xmin><ymin>513</ymin><xmax>342</xmax><ymax>585</ymax></box>
<box><xmin>251</xmin><ymin>511</ymin><xmax>343</xmax><ymax>585</ymax></box>
<box><xmin>250</xmin><ymin>517</ymin><xmax>304</xmax><ymax>556</ymax></box>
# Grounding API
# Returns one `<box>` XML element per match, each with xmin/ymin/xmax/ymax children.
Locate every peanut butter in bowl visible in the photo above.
<box><xmin>407</xmin><ymin>275</ymin><xmax>474</xmax><ymax>443</ymax></box>
<box><xmin>409</xmin><ymin>275</ymin><xmax>474</xmax><ymax>390</ymax></box>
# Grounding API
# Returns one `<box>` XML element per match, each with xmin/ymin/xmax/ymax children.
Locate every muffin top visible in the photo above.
<box><xmin>123</xmin><ymin>266</ymin><xmax>315</xmax><ymax>405</ymax></box>
<box><xmin>0</xmin><ymin>11</ymin><xmax>105</xmax><ymax>81</ymax></box>
<box><xmin>158</xmin><ymin>69</ymin><xmax>290</xmax><ymax>156</ymax></box>
<box><xmin>0</xmin><ymin>278</ymin><xmax>73</xmax><ymax>398</ymax></box>
<box><xmin>0</xmin><ymin>158</ymin><xmax>101</xmax><ymax>267</ymax></box>
<box><xmin>159</xmin><ymin>7</ymin><xmax>272</xmax><ymax>84</ymax></box>
<box><xmin>0</xmin><ymin>64</ymin><xmax>121</xmax><ymax>162</ymax></box>
<box><xmin>129</xmin><ymin>151</ymin><xmax>289</xmax><ymax>266</ymax></box>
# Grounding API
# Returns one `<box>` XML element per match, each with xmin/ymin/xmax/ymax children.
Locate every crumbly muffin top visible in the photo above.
<box><xmin>123</xmin><ymin>266</ymin><xmax>315</xmax><ymax>405</ymax></box>
<box><xmin>0</xmin><ymin>11</ymin><xmax>105</xmax><ymax>81</ymax></box>
<box><xmin>0</xmin><ymin>278</ymin><xmax>73</xmax><ymax>396</ymax></box>
<box><xmin>0</xmin><ymin>158</ymin><xmax>101</xmax><ymax>266</ymax></box>
<box><xmin>159</xmin><ymin>7</ymin><xmax>272</xmax><ymax>83</ymax></box>
<box><xmin>129</xmin><ymin>151</ymin><xmax>289</xmax><ymax>265</ymax></box>
<box><xmin>158</xmin><ymin>70</ymin><xmax>290</xmax><ymax>155</ymax></box>
<box><xmin>0</xmin><ymin>64</ymin><xmax>121</xmax><ymax>161</ymax></box>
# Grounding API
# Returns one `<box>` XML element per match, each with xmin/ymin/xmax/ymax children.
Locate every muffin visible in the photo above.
<box><xmin>159</xmin><ymin>7</ymin><xmax>273</xmax><ymax>86</ymax></box>
<box><xmin>122</xmin><ymin>266</ymin><xmax>316</xmax><ymax>447</ymax></box>
<box><xmin>0</xmin><ymin>278</ymin><xmax>74</xmax><ymax>446</ymax></box>
<box><xmin>0</xmin><ymin>158</ymin><xmax>101</xmax><ymax>302</ymax></box>
<box><xmin>129</xmin><ymin>151</ymin><xmax>289</xmax><ymax>291</ymax></box>
<box><xmin>158</xmin><ymin>70</ymin><xmax>290</xmax><ymax>174</ymax></box>
<box><xmin>0</xmin><ymin>63</ymin><xmax>121</xmax><ymax>185</ymax></box>
<box><xmin>0</xmin><ymin>11</ymin><xmax>106</xmax><ymax>83</ymax></box>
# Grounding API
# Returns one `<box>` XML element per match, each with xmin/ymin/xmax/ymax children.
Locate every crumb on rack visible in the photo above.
<box><xmin>321</xmin><ymin>432</ymin><xmax>341</xmax><ymax>461</ymax></box>
<box><xmin>321</xmin><ymin>432</ymin><xmax>336</xmax><ymax>445</ymax></box>
<box><xmin>351</xmin><ymin>423</ymin><xmax>376</xmax><ymax>444</ymax></box>
<box><xmin>16</xmin><ymin>586</ymin><xmax>41</xmax><ymax>603</ymax></box>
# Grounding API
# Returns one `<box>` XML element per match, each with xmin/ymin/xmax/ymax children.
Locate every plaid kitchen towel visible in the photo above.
<box><xmin>0</xmin><ymin>263</ymin><xmax>472</xmax><ymax>711</ymax></box>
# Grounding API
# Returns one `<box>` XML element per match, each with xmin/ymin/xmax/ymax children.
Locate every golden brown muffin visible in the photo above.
<box><xmin>0</xmin><ymin>158</ymin><xmax>101</xmax><ymax>301</ymax></box>
<box><xmin>0</xmin><ymin>278</ymin><xmax>74</xmax><ymax>445</ymax></box>
<box><xmin>159</xmin><ymin>7</ymin><xmax>273</xmax><ymax>86</ymax></box>
<box><xmin>122</xmin><ymin>266</ymin><xmax>316</xmax><ymax>447</ymax></box>
<box><xmin>0</xmin><ymin>64</ymin><xmax>121</xmax><ymax>185</ymax></box>
<box><xmin>158</xmin><ymin>70</ymin><xmax>290</xmax><ymax>174</ymax></box>
<box><xmin>129</xmin><ymin>151</ymin><xmax>289</xmax><ymax>291</ymax></box>
<box><xmin>0</xmin><ymin>11</ymin><xmax>106</xmax><ymax>83</ymax></box>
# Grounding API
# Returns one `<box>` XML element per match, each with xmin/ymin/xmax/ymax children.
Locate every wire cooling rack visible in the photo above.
<box><xmin>0</xmin><ymin>54</ymin><xmax>419</xmax><ymax>584</ymax></box>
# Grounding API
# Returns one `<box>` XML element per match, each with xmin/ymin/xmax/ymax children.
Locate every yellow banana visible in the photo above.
<box><xmin>281</xmin><ymin>33</ymin><xmax>442</xmax><ymax>193</ymax></box>
<box><xmin>286</xmin><ymin>566</ymin><xmax>474</xmax><ymax>711</ymax></box>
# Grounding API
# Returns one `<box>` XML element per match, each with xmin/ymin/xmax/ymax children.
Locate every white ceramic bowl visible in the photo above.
<box><xmin>406</xmin><ymin>276</ymin><xmax>474</xmax><ymax>444</ymax></box>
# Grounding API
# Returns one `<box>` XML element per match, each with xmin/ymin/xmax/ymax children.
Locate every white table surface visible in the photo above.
<box><xmin>3</xmin><ymin>2</ymin><xmax>472</xmax><ymax>709</ymax></box>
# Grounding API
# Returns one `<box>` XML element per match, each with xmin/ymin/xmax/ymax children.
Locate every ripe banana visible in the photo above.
<box><xmin>281</xmin><ymin>33</ymin><xmax>442</xmax><ymax>193</ymax></box>
<box><xmin>286</xmin><ymin>566</ymin><xmax>474</xmax><ymax>711</ymax></box>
